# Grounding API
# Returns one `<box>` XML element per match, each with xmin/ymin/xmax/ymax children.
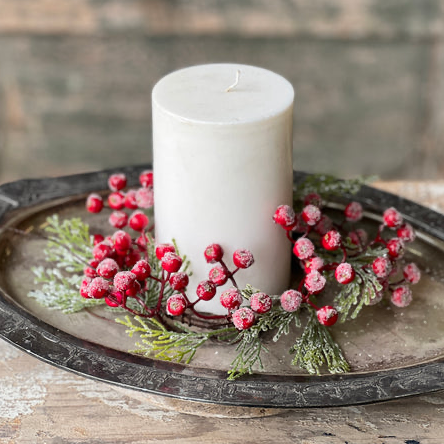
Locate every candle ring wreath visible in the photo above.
<box><xmin>25</xmin><ymin>170</ymin><xmax>421</xmax><ymax>380</ymax></box>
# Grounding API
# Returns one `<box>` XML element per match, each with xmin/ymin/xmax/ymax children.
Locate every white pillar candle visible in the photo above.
<box><xmin>152</xmin><ymin>64</ymin><xmax>294</xmax><ymax>314</ymax></box>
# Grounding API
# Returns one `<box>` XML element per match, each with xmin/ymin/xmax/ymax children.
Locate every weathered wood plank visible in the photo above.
<box><xmin>0</xmin><ymin>0</ymin><xmax>442</xmax><ymax>39</ymax></box>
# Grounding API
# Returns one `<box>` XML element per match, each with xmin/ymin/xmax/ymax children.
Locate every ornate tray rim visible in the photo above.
<box><xmin>0</xmin><ymin>165</ymin><xmax>443</xmax><ymax>409</ymax></box>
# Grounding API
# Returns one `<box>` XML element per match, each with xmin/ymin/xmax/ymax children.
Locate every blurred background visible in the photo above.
<box><xmin>0</xmin><ymin>0</ymin><xmax>443</xmax><ymax>184</ymax></box>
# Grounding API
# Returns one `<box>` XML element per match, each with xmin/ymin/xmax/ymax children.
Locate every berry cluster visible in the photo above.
<box><xmin>86</xmin><ymin>171</ymin><xmax>154</xmax><ymax>230</ymax></box>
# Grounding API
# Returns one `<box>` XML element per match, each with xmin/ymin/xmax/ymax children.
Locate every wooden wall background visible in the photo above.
<box><xmin>0</xmin><ymin>0</ymin><xmax>444</xmax><ymax>183</ymax></box>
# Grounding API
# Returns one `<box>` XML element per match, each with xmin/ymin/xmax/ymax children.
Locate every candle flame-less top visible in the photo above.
<box><xmin>152</xmin><ymin>64</ymin><xmax>294</xmax><ymax>125</ymax></box>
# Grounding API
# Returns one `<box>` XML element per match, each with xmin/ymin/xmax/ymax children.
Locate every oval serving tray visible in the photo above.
<box><xmin>0</xmin><ymin>166</ymin><xmax>443</xmax><ymax>409</ymax></box>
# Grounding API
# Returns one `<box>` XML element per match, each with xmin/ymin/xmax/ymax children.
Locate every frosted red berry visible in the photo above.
<box><xmin>293</xmin><ymin>238</ymin><xmax>315</xmax><ymax>260</ymax></box>
<box><xmin>131</xmin><ymin>259</ymin><xmax>151</xmax><ymax>280</ymax></box>
<box><xmin>250</xmin><ymin>292</ymin><xmax>272</xmax><ymax>314</ymax></box>
<box><xmin>167</xmin><ymin>294</ymin><xmax>187</xmax><ymax>316</ymax></box>
<box><xmin>136</xmin><ymin>187</ymin><xmax>154</xmax><ymax>209</ymax></box>
<box><xmin>139</xmin><ymin>170</ymin><xmax>153</xmax><ymax>188</ymax></box>
<box><xmin>84</xmin><ymin>259</ymin><xmax>99</xmax><ymax>278</ymax></box>
<box><xmin>80</xmin><ymin>277</ymin><xmax>92</xmax><ymax>298</ymax></box>
<box><xmin>124</xmin><ymin>190</ymin><xmax>138</xmax><ymax>209</ymax></box>
<box><xmin>135</xmin><ymin>234</ymin><xmax>148</xmax><ymax>251</ymax></box>
<box><xmin>108</xmin><ymin>173</ymin><xmax>127</xmax><ymax>192</ymax></box>
<box><xmin>301</xmin><ymin>204</ymin><xmax>321</xmax><ymax>226</ymax></box>
<box><xmin>112</xmin><ymin>230</ymin><xmax>132</xmax><ymax>252</ymax></box>
<box><xmin>383</xmin><ymin>207</ymin><xmax>403</xmax><ymax>229</ymax></box>
<box><xmin>196</xmin><ymin>280</ymin><xmax>217</xmax><ymax>301</ymax></box>
<box><xmin>280</xmin><ymin>289</ymin><xmax>302</xmax><ymax>312</ymax></box>
<box><xmin>335</xmin><ymin>263</ymin><xmax>355</xmax><ymax>284</ymax></box>
<box><xmin>109</xmin><ymin>211</ymin><xmax>128</xmax><ymax>229</ymax></box>
<box><xmin>344</xmin><ymin>202</ymin><xmax>363</xmax><ymax>222</ymax></box>
<box><xmin>161</xmin><ymin>252</ymin><xmax>183</xmax><ymax>273</ymax></box>
<box><xmin>208</xmin><ymin>265</ymin><xmax>229</xmax><ymax>286</ymax></box>
<box><xmin>155</xmin><ymin>243</ymin><xmax>176</xmax><ymax>260</ymax></box>
<box><xmin>88</xmin><ymin>277</ymin><xmax>110</xmax><ymax>299</ymax></box>
<box><xmin>387</xmin><ymin>238</ymin><xmax>405</xmax><ymax>258</ymax></box>
<box><xmin>92</xmin><ymin>242</ymin><xmax>113</xmax><ymax>261</ymax></box>
<box><xmin>233</xmin><ymin>249</ymin><xmax>254</xmax><ymax>269</ymax></box>
<box><xmin>273</xmin><ymin>205</ymin><xmax>296</xmax><ymax>230</ymax></box>
<box><xmin>204</xmin><ymin>244</ymin><xmax>224</xmax><ymax>263</ymax></box>
<box><xmin>391</xmin><ymin>285</ymin><xmax>412</xmax><ymax>307</ymax></box>
<box><xmin>129</xmin><ymin>210</ymin><xmax>149</xmax><ymax>232</ymax></box>
<box><xmin>322</xmin><ymin>230</ymin><xmax>342</xmax><ymax>251</ymax></box>
<box><xmin>397</xmin><ymin>223</ymin><xmax>416</xmax><ymax>243</ymax></box>
<box><xmin>403</xmin><ymin>263</ymin><xmax>421</xmax><ymax>284</ymax></box>
<box><xmin>124</xmin><ymin>249</ymin><xmax>141</xmax><ymax>268</ymax></box>
<box><xmin>125</xmin><ymin>279</ymin><xmax>141</xmax><ymax>297</ymax></box>
<box><xmin>372</xmin><ymin>257</ymin><xmax>392</xmax><ymax>278</ymax></box>
<box><xmin>97</xmin><ymin>258</ymin><xmax>119</xmax><ymax>279</ymax></box>
<box><xmin>86</xmin><ymin>193</ymin><xmax>103</xmax><ymax>213</ymax></box>
<box><xmin>108</xmin><ymin>192</ymin><xmax>125</xmax><ymax>210</ymax></box>
<box><xmin>317</xmin><ymin>306</ymin><xmax>338</xmax><ymax>326</ymax></box>
<box><xmin>314</xmin><ymin>215</ymin><xmax>333</xmax><ymax>236</ymax></box>
<box><xmin>348</xmin><ymin>228</ymin><xmax>368</xmax><ymax>247</ymax></box>
<box><xmin>169</xmin><ymin>272</ymin><xmax>189</xmax><ymax>291</ymax></box>
<box><xmin>105</xmin><ymin>290</ymin><xmax>124</xmax><ymax>308</ymax></box>
<box><xmin>303</xmin><ymin>192</ymin><xmax>322</xmax><ymax>208</ymax></box>
<box><xmin>93</xmin><ymin>234</ymin><xmax>105</xmax><ymax>246</ymax></box>
<box><xmin>304</xmin><ymin>270</ymin><xmax>326</xmax><ymax>294</ymax></box>
<box><xmin>232</xmin><ymin>307</ymin><xmax>255</xmax><ymax>330</ymax></box>
<box><xmin>113</xmin><ymin>271</ymin><xmax>137</xmax><ymax>292</ymax></box>
<box><xmin>303</xmin><ymin>256</ymin><xmax>324</xmax><ymax>274</ymax></box>
<box><xmin>220</xmin><ymin>287</ymin><xmax>243</xmax><ymax>310</ymax></box>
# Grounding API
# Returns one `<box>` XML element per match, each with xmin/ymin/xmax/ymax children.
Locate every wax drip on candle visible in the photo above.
<box><xmin>225</xmin><ymin>70</ymin><xmax>241</xmax><ymax>92</ymax></box>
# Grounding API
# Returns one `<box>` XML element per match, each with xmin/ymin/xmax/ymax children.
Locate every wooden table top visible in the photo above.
<box><xmin>0</xmin><ymin>180</ymin><xmax>443</xmax><ymax>444</ymax></box>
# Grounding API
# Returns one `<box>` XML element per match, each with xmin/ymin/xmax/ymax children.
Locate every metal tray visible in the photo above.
<box><xmin>0</xmin><ymin>166</ymin><xmax>443</xmax><ymax>409</ymax></box>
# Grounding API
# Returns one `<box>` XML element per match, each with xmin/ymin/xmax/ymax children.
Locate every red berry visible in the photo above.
<box><xmin>129</xmin><ymin>210</ymin><xmax>149</xmax><ymax>232</ymax></box>
<box><xmin>301</xmin><ymin>204</ymin><xmax>321</xmax><ymax>226</ymax></box>
<box><xmin>293</xmin><ymin>238</ymin><xmax>315</xmax><ymax>260</ymax></box>
<box><xmin>322</xmin><ymin>230</ymin><xmax>342</xmax><ymax>251</ymax></box>
<box><xmin>135</xmin><ymin>234</ymin><xmax>148</xmax><ymax>251</ymax></box>
<box><xmin>97</xmin><ymin>258</ymin><xmax>119</xmax><ymax>279</ymax></box>
<box><xmin>304</xmin><ymin>270</ymin><xmax>326</xmax><ymax>294</ymax></box>
<box><xmin>108</xmin><ymin>173</ymin><xmax>127</xmax><ymax>192</ymax></box>
<box><xmin>92</xmin><ymin>242</ymin><xmax>113</xmax><ymax>261</ymax></box>
<box><xmin>105</xmin><ymin>290</ymin><xmax>124</xmax><ymax>307</ymax></box>
<box><xmin>113</xmin><ymin>271</ymin><xmax>137</xmax><ymax>292</ymax></box>
<box><xmin>80</xmin><ymin>277</ymin><xmax>92</xmax><ymax>298</ymax></box>
<box><xmin>84</xmin><ymin>259</ymin><xmax>99</xmax><ymax>278</ymax></box>
<box><xmin>233</xmin><ymin>249</ymin><xmax>254</xmax><ymax>269</ymax></box>
<box><xmin>344</xmin><ymin>202</ymin><xmax>363</xmax><ymax>222</ymax></box>
<box><xmin>107</xmin><ymin>191</ymin><xmax>124</xmax><ymax>210</ymax></box>
<box><xmin>124</xmin><ymin>249</ymin><xmax>141</xmax><ymax>268</ymax></box>
<box><xmin>220</xmin><ymin>287</ymin><xmax>243</xmax><ymax>310</ymax></box>
<box><xmin>372</xmin><ymin>257</ymin><xmax>392</xmax><ymax>278</ymax></box>
<box><xmin>167</xmin><ymin>294</ymin><xmax>187</xmax><ymax>316</ymax></box>
<box><xmin>93</xmin><ymin>234</ymin><xmax>105</xmax><ymax>246</ymax></box>
<box><xmin>314</xmin><ymin>215</ymin><xmax>333</xmax><ymax>236</ymax></box>
<box><xmin>391</xmin><ymin>285</ymin><xmax>412</xmax><ymax>307</ymax></box>
<box><xmin>303</xmin><ymin>193</ymin><xmax>322</xmax><ymax>208</ymax></box>
<box><xmin>273</xmin><ymin>205</ymin><xmax>296</xmax><ymax>230</ymax></box>
<box><xmin>208</xmin><ymin>265</ymin><xmax>229</xmax><ymax>286</ymax></box>
<box><xmin>403</xmin><ymin>263</ymin><xmax>421</xmax><ymax>284</ymax></box>
<box><xmin>125</xmin><ymin>279</ymin><xmax>141</xmax><ymax>297</ymax></box>
<box><xmin>139</xmin><ymin>170</ymin><xmax>154</xmax><ymax>188</ymax></box>
<box><xmin>335</xmin><ymin>263</ymin><xmax>355</xmax><ymax>284</ymax></box>
<box><xmin>386</xmin><ymin>238</ymin><xmax>405</xmax><ymax>258</ymax></box>
<box><xmin>292</xmin><ymin>213</ymin><xmax>309</xmax><ymax>233</ymax></box>
<box><xmin>86</xmin><ymin>193</ymin><xmax>104</xmax><ymax>213</ymax></box>
<box><xmin>232</xmin><ymin>307</ymin><xmax>255</xmax><ymax>330</ymax></box>
<box><xmin>112</xmin><ymin>230</ymin><xmax>132</xmax><ymax>252</ymax></box>
<box><xmin>161</xmin><ymin>252</ymin><xmax>182</xmax><ymax>273</ymax></box>
<box><xmin>317</xmin><ymin>306</ymin><xmax>338</xmax><ymax>326</ymax></box>
<box><xmin>124</xmin><ymin>190</ymin><xmax>138</xmax><ymax>209</ymax></box>
<box><xmin>383</xmin><ymin>207</ymin><xmax>403</xmax><ymax>229</ymax></box>
<box><xmin>250</xmin><ymin>292</ymin><xmax>272</xmax><ymax>314</ymax></box>
<box><xmin>303</xmin><ymin>256</ymin><xmax>324</xmax><ymax>274</ymax></box>
<box><xmin>135</xmin><ymin>187</ymin><xmax>154</xmax><ymax>209</ymax></box>
<box><xmin>348</xmin><ymin>228</ymin><xmax>368</xmax><ymax>246</ymax></box>
<box><xmin>196</xmin><ymin>280</ymin><xmax>217</xmax><ymax>301</ymax></box>
<box><xmin>397</xmin><ymin>223</ymin><xmax>416</xmax><ymax>243</ymax></box>
<box><xmin>131</xmin><ymin>259</ymin><xmax>151</xmax><ymax>280</ymax></box>
<box><xmin>169</xmin><ymin>272</ymin><xmax>189</xmax><ymax>291</ymax></box>
<box><xmin>88</xmin><ymin>277</ymin><xmax>110</xmax><ymax>299</ymax></box>
<box><xmin>155</xmin><ymin>243</ymin><xmax>176</xmax><ymax>260</ymax></box>
<box><xmin>280</xmin><ymin>289</ymin><xmax>303</xmax><ymax>312</ymax></box>
<box><xmin>204</xmin><ymin>243</ymin><xmax>224</xmax><ymax>263</ymax></box>
<box><xmin>109</xmin><ymin>211</ymin><xmax>128</xmax><ymax>229</ymax></box>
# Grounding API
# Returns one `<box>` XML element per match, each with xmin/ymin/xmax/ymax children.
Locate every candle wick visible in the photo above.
<box><xmin>225</xmin><ymin>70</ymin><xmax>241</xmax><ymax>92</ymax></box>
